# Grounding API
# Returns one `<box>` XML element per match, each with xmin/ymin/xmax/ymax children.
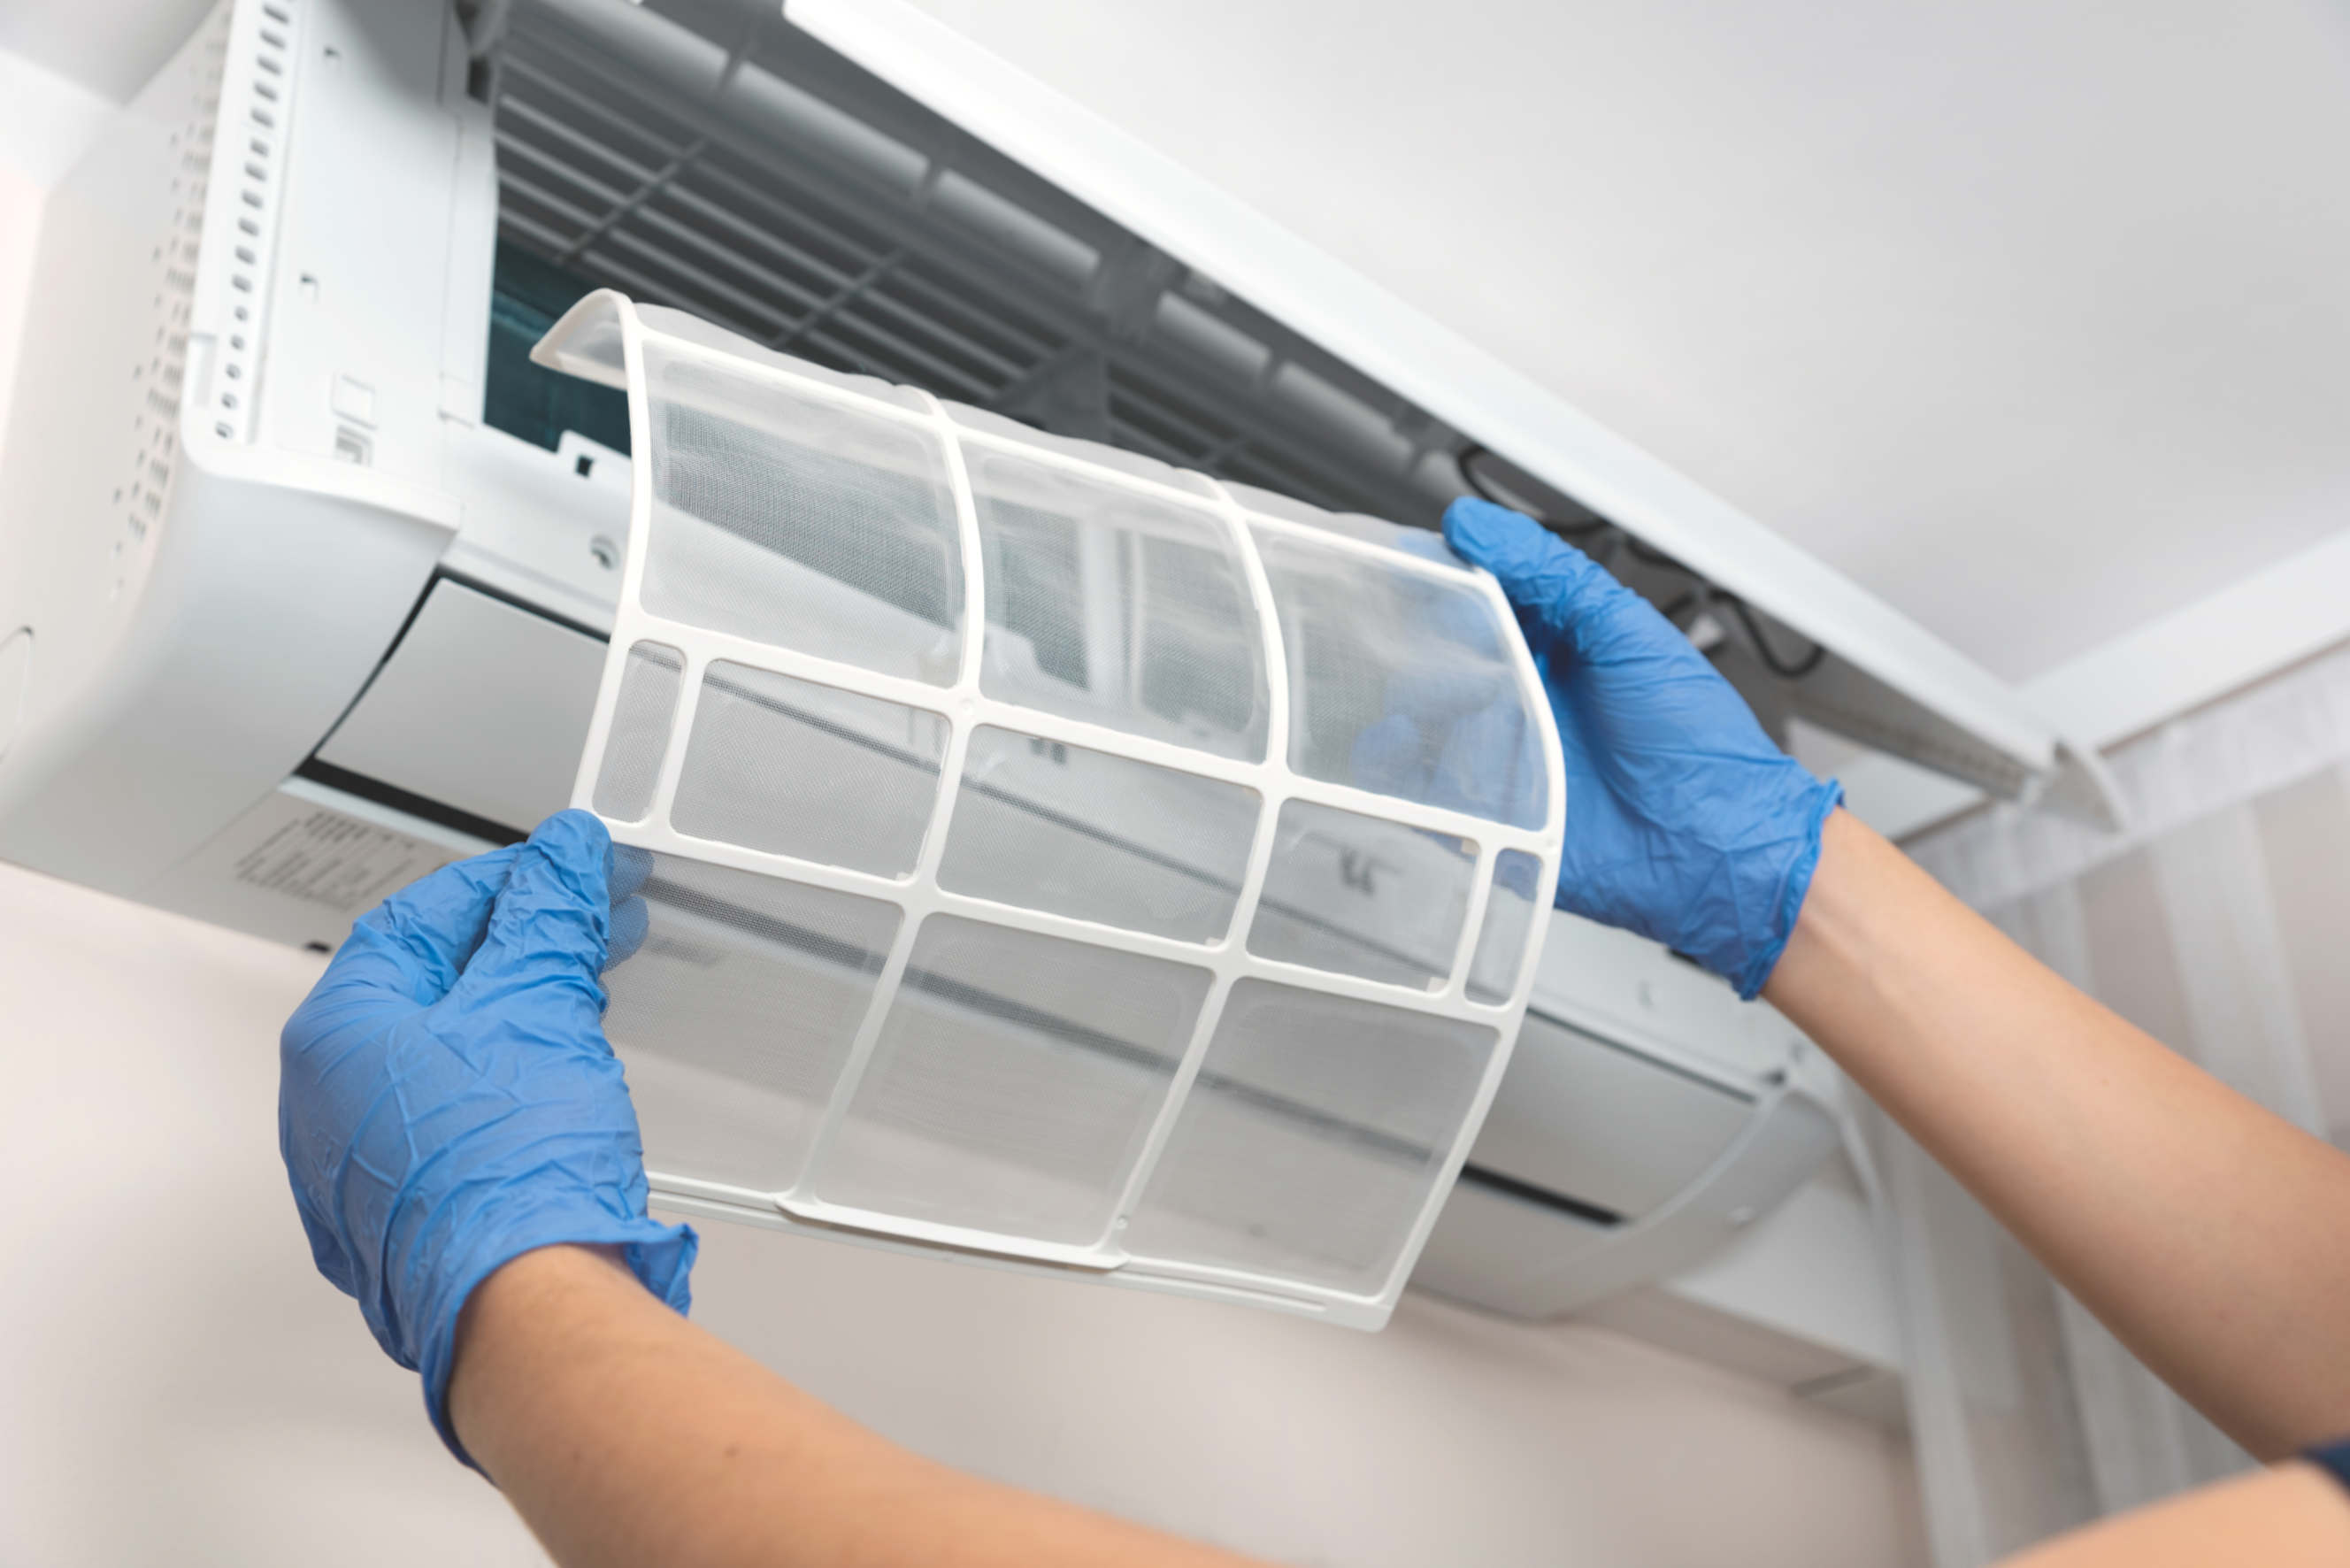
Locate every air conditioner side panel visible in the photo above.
<box><xmin>1470</xmin><ymin>1011</ymin><xmax>1754</xmax><ymax>1220</ymax></box>
<box><xmin>1415</xmin><ymin>1085</ymin><xmax>1841</xmax><ymax>1320</ymax></box>
<box><xmin>254</xmin><ymin>0</ymin><xmax>471</xmax><ymax>485</ymax></box>
<box><xmin>0</xmin><ymin>451</ymin><xmax>455</xmax><ymax>894</ymax></box>
<box><xmin>0</xmin><ymin>5</ymin><xmax>227</xmax><ymax>780</ymax></box>
<box><xmin>0</xmin><ymin>0</ymin><xmax>473</xmax><ymax>894</ymax></box>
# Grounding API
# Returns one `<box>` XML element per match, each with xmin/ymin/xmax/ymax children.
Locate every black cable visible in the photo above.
<box><xmin>1457</xmin><ymin>444</ymin><xmax>1831</xmax><ymax>679</ymax></box>
<box><xmin>1719</xmin><ymin>593</ymin><xmax>1830</xmax><ymax>680</ymax></box>
<box><xmin>1623</xmin><ymin>535</ymin><xmax>1686</xmax><ymax>569</ymax></box>
<box><xmin>1615</xmin><ymin>536</ymin><xmax>1831</xmax><ymax>676</ymax></box>
<box><xmin>1455</xmin><ymin>442</ymin><xmax>1610</xmax><ymax>537</ymax></box>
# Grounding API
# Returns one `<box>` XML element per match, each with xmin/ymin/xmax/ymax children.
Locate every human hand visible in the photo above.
<box><xmin>279</xmin><ymin>809</ymin><xmax>695</xmax><ymax>1464</ymax></box>
<box><xmin>1442</xmin><ymin>497</ymin><xmax>1840</xmax><ymax>997</ymax></box>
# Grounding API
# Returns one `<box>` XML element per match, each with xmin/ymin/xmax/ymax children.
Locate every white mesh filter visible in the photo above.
<box><xmin>1254</xmin><ymin>527</ymin><xmax>1548</xmax><ymax>830</ymax></box>
<box><xmin>645</xmin><ymin>346</ymin><xmax>964</xmax><ymax>685</ymax></box>
<box><xmin>968</xmin><ymin>446</ymin><xmax>1271</xmax><ymax>760</ymax></box>
<box><xmin>1248</xmin><ymin>799</ymin><xmax>1477</xmax><ymax>990</ymax></box>
<box><xmin>603</xmin><ymin>852</ymin><xmax>902</xmax><ymax>1191</ymax></box>
<box><xmin>810</xmin><ymin>917</ymin><xmax>1210</xmax><ymax>1243</ymax></box>
<box><xmin>1122</xmin><ymin>980</ymin><xmax>1500</xmax><ymax>1295</ymax></box>
<box><xmin>537</xmin><ymin>291</ymin><xmax>1564</xmax><ymax>1326</ymax></box>
<box><xmin>937</xmin><ymin>726</ymin><xmax>1260</xmax><ymax>942</ymax></box>
<box><xmin>1468</xmin><ymin>849</ymin><xmax>1547</xmax><ymax>1005</ymax></box>
<box><xmin>671</xmin><ymin>661</ymin><xmax>948</xmax><ymax>877</ymax></box>
<box><xmin>593</xmin><ymin>641</ymin><xmax>683</xmax><ymax>823</ymax></box>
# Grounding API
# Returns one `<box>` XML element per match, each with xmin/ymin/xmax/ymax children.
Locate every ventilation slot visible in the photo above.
<box><xmin>128</xmin><ymin>6</ymin><xmax>226</xmax><ymax>565</ymax></box>
<box><xmin>213</xmin><ymin>0</ymin><xmax>295</xmax><ymax>442</ymax></box>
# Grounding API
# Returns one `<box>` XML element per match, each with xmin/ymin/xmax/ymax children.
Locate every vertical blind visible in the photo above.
<box><xmin>1883</xmin><ymin>639</ymin><xmax>2350</xmax><ymax>1563</ymax></box>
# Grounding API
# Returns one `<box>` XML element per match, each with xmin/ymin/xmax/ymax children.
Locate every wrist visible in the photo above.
<box><xmin>1647</xmin><ymin>766</ymin><xmax>1839</xmax><ymax>1001</ymax></box>
<box><xmin>1760</xmin><ymin>805</ymin><xmax>1878</xmax><ymax>1011</ymax></box>
<box><xmin>449</xmin><ymin>1244</ymin><xmax>643</xmax><ymax>1471</ymax></box>
<box><xmin>418</xmin><ymin>1206</ymin><xmax>699</xmax><ymax>1471</ymax></box>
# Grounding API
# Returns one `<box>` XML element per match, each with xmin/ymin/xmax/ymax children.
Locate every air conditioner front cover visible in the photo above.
<box><xmin>534</xmin><ymin>291</ymin><xmax>1564</xmax><ymax>1326</ymax></box>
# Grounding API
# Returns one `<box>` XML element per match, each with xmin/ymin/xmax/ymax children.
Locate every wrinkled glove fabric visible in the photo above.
<box><xmin>1443</xmin><ymin>497</ymin><xmax>1841</xmax><ymax>998</ymax></box>
<box><xmin>279</xmin><ymin>809</ymin><xmax>695</xmax><ymax>1467</ymax></box>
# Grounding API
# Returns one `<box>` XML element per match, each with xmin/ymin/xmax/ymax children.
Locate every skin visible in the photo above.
<box><xmin>449</xmin><ymin>1244</ymin><xmax>1255</xmax><ymax>1568</ymax></box>
<box><xmin>1770</xmin><ymin>810</ymin><xmax>2350</xmax><ymax>1463</ymax></box>
<box><xmin>449</xmin><ymin>809</ymin><xmax>2350</xmax><ymax>1565</ymax></box>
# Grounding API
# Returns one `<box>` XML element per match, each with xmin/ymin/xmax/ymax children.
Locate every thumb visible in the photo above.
<box><xmin>448</xmin><ymin>809</ymin><xmax>612</xmax><ymax>1024</ymax></box>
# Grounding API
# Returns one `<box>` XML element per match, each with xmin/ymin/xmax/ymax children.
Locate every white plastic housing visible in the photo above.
<box><xmin>535</xmin><ymin>290</ymin><xmax>1565</xmax><ymax>1326</ymax></box>
<box><xmin>0</xmin><ymin>0</ymin><xmax>472</xmax><ymax>895</ymax></box>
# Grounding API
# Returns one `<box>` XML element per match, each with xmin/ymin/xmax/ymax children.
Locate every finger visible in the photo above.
<box><xmin>1443</xmin><ymin>497</ymin><xmax>1691</xmax><ymax>671</ymax></box>
<box><xmin>1443</xmin><ymin>497</ymin><xmax>1619</xmax><ymax>637</ymax></box>
<box><xmin>334</xmin><ymin>846</ymin><xmax>520</xmax><ymax>1007</ymax></box>
<box><xmin>606</xmin><ymin>894</ymin><xmax>649</xmax><ymax>971</ymax></box>
<box><xmin>605</xmin><ymin>842</ymin><xmax>655</xmax><ymax>971</ymax></box>
<box><xmin>449</xmin><ymin>810</ymin><xmax>611</xmax><ymax>1024</ymax></box>
<box><xmin>1391</xmin><ymin>527</ymin><xmax>1468</xmax><ymax>570</ymax></box>
<box><xmin>1376</xmin><ymin>655</ymin><xmax>1512</xmax><ymax>725</ymax></box>
<box><xmin>610</xmin><ymin>841</ymin><xmax>654</xmax><ymax>903</ymax></box>
<box><xmin>1425</xmin><ymin>695</ymin><xmax>1545</xmax><ymax>826</ymax></box>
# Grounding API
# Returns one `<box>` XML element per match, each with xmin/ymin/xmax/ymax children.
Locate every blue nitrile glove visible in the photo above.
<box><xmin>1443</xmin><ymin>497</ymin><xmax>1842</xmax><ymax>998</ymax></box>
<box><xmin>279</xmin><ymin>809</ymin><xmax>694</xmax><ymax>1466</ymax></box>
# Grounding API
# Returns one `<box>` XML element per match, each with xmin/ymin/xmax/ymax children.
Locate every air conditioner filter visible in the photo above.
<box><xmin>533</xmin><ymin>291</ymin><xmax>1563</xmax><ymax>1326</ymax></box>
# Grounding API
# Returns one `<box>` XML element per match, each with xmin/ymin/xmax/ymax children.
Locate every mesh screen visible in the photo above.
<box><xmin>672</xmin><ymin>661</ymin><xmax>946</xmax><ymax>876</ymax></box>
<box><xmin>1467</xmin><ymin>849</ymin><xmax>1546</xmax><ymax>1004</ymax></box>
<box><xmin>1123</xmin><ymin>980</ymin><xmax>1497</xmax><ymax>1294</ymax></box>
<box><xmin>643</xmin><ymin>345</ymin><xmax>964</xmax><ymax>685</ymax></box>
<box><xmin>554</xmin><ymin>300</ymin><xmax>1561</xmax><ymax>1312</ymax></box>
<box><xmin>806</xmin><ymin>916</ymin><xmax>1208</xmax><ymax>1243</ymax></box>
<box><xmin>1254</xmin><ymin>527</ymin><xmax>1547</xmax><ymax>829</ymax></box>
<box><xmin>591</xmin><ymin>640</ymin><xmax>683</xmax><ymax>823</ymax></box>
<box><xmin>604</xmin><ymin>852</ymin><xmax>902</xmax><ymax>1191</ymax></box>
<box><xmin>935</xmin><ymin>726</ymin><xmax>1260</xmax><ymax>942</ymax></box>
<box><xmin>971</xmin><ymin>448</ymin><xmax>1269</xmax><ymax>760</ymax></box>
<box><xmin>1248</xmin><ymin>799</ymin><xmax>1475</xmax><ymax>989</ymax></box>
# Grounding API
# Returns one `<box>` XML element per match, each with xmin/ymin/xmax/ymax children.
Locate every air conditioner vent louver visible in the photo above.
<box><xmin>490</xmin><ymin>1</ymin><xmax>1440</xmax><ymax>520</ymax></box>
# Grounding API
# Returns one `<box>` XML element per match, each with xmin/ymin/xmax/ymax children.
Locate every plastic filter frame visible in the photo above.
<box><xmin>534</xmin><ymin>291</ymin><xmax>1564</xmax><ymax>1326</ymax></box>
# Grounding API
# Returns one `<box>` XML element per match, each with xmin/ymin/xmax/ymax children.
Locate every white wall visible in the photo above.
<box><xmin>0</xmin><ymin>0</ymin><xmax>216</xmax><ymax>102</ymax></box>
<box><xmin>0</xmin><ymin>859</ymin><xmax>1926</xmax><ymax>1567</ymax></box>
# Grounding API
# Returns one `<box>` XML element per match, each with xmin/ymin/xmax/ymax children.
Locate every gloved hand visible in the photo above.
<box><xmin>1443</xmin><ymin>497</ymin><xmax>1842</xmax><ymax>998</ymax></box>
<box><xmin>280</xmin><ymin>809</ymin><xmax>695</xmax><ymax>1466</ymax></box>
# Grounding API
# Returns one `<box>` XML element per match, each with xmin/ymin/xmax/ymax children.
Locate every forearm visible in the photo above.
<box><xmin>449</xmin><ymin>1246</ymin><xmax>1259</xmax><ymax>1568</ymax></box>
<box><xmin>1999</xmin><ymin>1464</ymin><xmax>2350</xmax><ymax>1566</ymax></box>
<box><xmin>1767</xmin><ymin>810</ymin><xmax>2350</xmax><ymax>1457</ymax></box>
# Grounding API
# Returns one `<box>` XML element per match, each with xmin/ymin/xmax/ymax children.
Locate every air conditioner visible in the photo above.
<box><xmin>0</xmin><ymin>0</ymin><xmax>2080</xmax><ymax>1322</ymax></box>
<box><xmin>1415</xmin><ymin>911</ymin><xmax>1844</xmax><ymax>1315</ymax></box>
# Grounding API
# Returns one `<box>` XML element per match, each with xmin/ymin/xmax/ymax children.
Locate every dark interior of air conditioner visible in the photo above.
<box><xmin>459</xmin><ymin>0</ymin><xmax>1912</xmax><ymax>774</ymax></box>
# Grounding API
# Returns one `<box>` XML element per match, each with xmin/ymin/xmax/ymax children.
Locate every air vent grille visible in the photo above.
<box><xmin>204</xmin><ymin>0</ymin><xmax>298</xmax><ymax>444</ymax></box>
<box><xmin>489</xmin><ymin>3</ymin><xmax>1450</xmax><ymax>519</ymax></box>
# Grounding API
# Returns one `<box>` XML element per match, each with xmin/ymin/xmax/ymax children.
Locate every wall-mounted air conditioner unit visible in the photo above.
<box><xmin>1414</xmin><ymin>911</ymin><xmax>1842</xmax><ymax>1316</ymax></box>
<box><xmin>0</xmin><ymin>0</ymin><xmax>2092</xmax><ymax>1317</ymax></box>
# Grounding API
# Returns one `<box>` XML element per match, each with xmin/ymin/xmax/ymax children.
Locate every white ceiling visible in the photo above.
<box><xmin>903</xmin><ymin>0</ymin><xmax>2350</xmax><ymax>682</ymax></box>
